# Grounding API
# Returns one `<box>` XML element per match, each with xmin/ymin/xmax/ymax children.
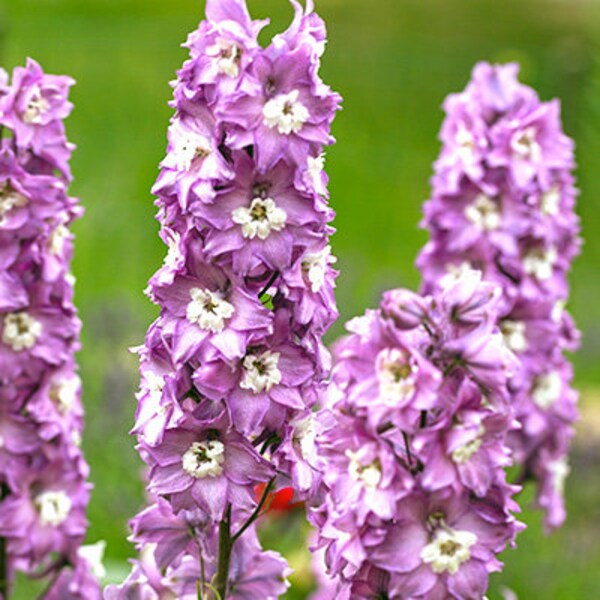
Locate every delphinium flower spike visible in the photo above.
<box><xmin>417</xmin><ymin>62</ymin><xmax>580</xmax><ymax>530</ymax></box>
<box><xmin>0</xmin><ymin>60</ymin><xmax>102</xmax><ymax>598</ymax></box>
<box><xmin>106</xmin><ymin>0</ymin><xmax>341</xmax><ymax>597</ymax></box>
<box><xmin>310</xmin><ymin>270</ymin><xmax>524</xmax><ymax>599</ymax></box>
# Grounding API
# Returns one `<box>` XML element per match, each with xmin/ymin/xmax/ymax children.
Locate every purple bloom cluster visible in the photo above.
<box><xmin>310</xmin><ymin>270</ymin><xmax>523</xmax><ymax>599</ymax></box>
<box><xmin>417</xmin><ymin>62</ymin><xmax>580</xmax><ymax>529</ymax></box>
<box><xmin>110</xmin><ymin>0</ymin><xmax>341</xmax><ymax>596</ymax></box>
<box><xmin>0</xmin><ymin>60</ymin><xmax>100</xmax><ymax>597</ymax></box>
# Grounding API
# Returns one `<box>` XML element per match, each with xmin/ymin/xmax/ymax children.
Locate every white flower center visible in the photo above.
<box><xmin>49</xmin><ymin>224</ymin><xmax>69</xmax><ymax>255</ymax></box>
<box><xmin>0</xmin><ymin>186</ymin><xmax>27</xmax><ymax>224</ymax></box>
<box><xmin>464</xmin><ymin>194</ymin><xmax>500</xmax><ymax>231</ymax></box>
<box><xmin>240</xmin><ymin>351</ymin><xmax>282</xmax><ymax>394</ymax></box>
<box><xmin>421</xmin><ymin>527</ymin><xmax>477</xmax><ymax>574</ymax></box>
<box><xmin>2</xmin><ymin>312</ymin><xmax>42</xmax><ymax>351</ymax></box>
<box><xmin>186</xmin><ymin>288</ymin><xmax>234</xmax><ymax>333</ymax></box>
<box><xmin>511</xmin><ymin>126</ymin><xmax>541</xmax><ymax>161</ymax></box>
<box><xmin>532</xmin><ymin>371</ymin><xmax>562</xmax><ymax>409</ymax></box>
<box><xmin>346</xmin><ymin>450</ymin><xmax>382</xmax><ymax>489</ymax></box>
<box><xmin>451</xmin><ymin>425</ymin><xmax>485</xmax><ymax>464</ymax></box>
<box><xmin>523</xmin><ymin>247</ymin><xmax>557</xmax><ymax>281</ymax></box>
<box><xmin>232</xmin><ymin>197</ymin><xmax>287</xmax><ymax>240</ymax></box>
<box><xmin>263</xmin><ymin>90</ymin><xmax>309</xmax><ymax>135</ymax></box>
<box><xmin>207</xmin><ymin>40</ymin><xmax>242</xmax><ymax>78</ymax></box>
<box><xmin>455</xmin><ymin>124</ymin><xmax>477</xmax><ymax>160</ymax></box>
<box><xmin>500</xmin><ymin>320</ymin><xmax>527</xmax><ymax>353</ymax></box>
<box><xmin>78</xmin><ymin>541</ymin><xmax>107</xmax><ymax>580</ymax></box>
<box><xmin>549</xmin><ymin>456</ymin><xmax>569</xmax><ymax>496</ymax></box>
<box><xmin>174</xmin><ymin>134</ymin><xmax>212</xmax><ymax>171</ymax></box>
<box><xmin>302</xmin><ymin>245</ymin><xmax>336</xmax><ymax>293</ymax></box>
<box><xmin>49</xmin><ymin>375</ymin><xmax>80</xmax><ymax>414</ymax></box>
<box><xmin>23</xmin><ymin>86</ymin><xmax>50</xmax><ymax>124</ymax></box>
<box><xmin>35</xmin><ymin>490</ymin><xmax>72</xmax><ymax>526</ymax></box>
<box><xmin>540</xmin><ymin>186</ymin><xmax>560</xmax><ymax>216</ymax></box>
<box><xmin>376</xmin><ymin>347</ymin><xmax>417</xmax><ymax>401</ymax></box>
<box><xmin>182</xmin><ymin>440</ymin><xmax>225</xmax><ymax>479</ymax></box>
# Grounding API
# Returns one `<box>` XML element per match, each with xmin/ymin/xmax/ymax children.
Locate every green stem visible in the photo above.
<box><xmin>231</xmin><ymin>477</ymin><xmax>275</xmax><ymax>543</ymax></box>
<box><xmin>215</xmin><ymin>505</ymin><xmax>232</xmax><ymax>600</ymax></box>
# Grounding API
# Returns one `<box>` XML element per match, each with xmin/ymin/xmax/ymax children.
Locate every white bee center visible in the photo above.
<box><xmin>302</xmin><ymin>245</ymin><xmax>336</xmax><ymax>293</ymax></box>
<box><xmin>186</xmin><ymin>288</ymin><xmax>234</xmax><ymax>333</ymax></box>
<box><xmin>451</xmin><ymin>425</ymin><xmax>485</xmax><ymax>464</ymax></box>
<box><xmin>240</xmin><ymin>351</ymin><xmax>282</xmax><ymax>394</ymax></box>
<box><xmin>500</xmin><ymin>320</ymin><xmax>527</xmax><ymax>353</ymax></box>
<box><xmin>174</xmin><ymin>133</ymin><xmax>212</xmax><ymax>171</ymax></box>
<box><xmin>35</xmin><ymin>490</ymin><xmax>72</xmax><ymax>526</ymax></box>
<box><xmin>441</xmin><ymin>262</ymin><xmax>478</xmax><ymax>287</ymax></box>
<box><xmin>455</xmin><ymin>124</ymin><xmax>477</xmax><ymax>160</ymax></box>
<box><xmin>307</xmin><ymin>154</ymin><xmax>326</xmax><ymax>193</ymax></box>
<box><xmin>464</xmin><ymin>194</ymin><xmax>500</xmax><ymax>231</ymax></box>
<box><xmin>523</xmin><ymin>247</ymin><xmax>557</xmax><ymax>281</ymax></box>
<box><xmin>232</xmin><ymin>197</ymin><xmax>287</xmax><ymax>240</ymax></box>
<box><xmin>294</xmin><ymin>416</ymin><xmax>318</xmax><ymax>463</ymax></box>
<box><xmin>144</xmin><ymin>370</ymin><xmax>165</xmax><ymax>402</ymax></box>
<box><xmin>421</xmin><ymin>527</ymin><xmax>477</xmax><ymax>574</ymax></box>
<box><xmin>78</xmin><ymin>540</ymin><xmax>107</xmax><ymax>580</ymax></box>
<box><xmin>49</xmin><ymin>375</ymin><xmax>80</xmax><ymax>414</ymax></box>
<box><xmin>207</xmin><ymin>40</ymin><xmax>242</xmax><ymax>77</ymax></box>
<box><xmin>346</xmin><ymin>450</ymin><xmax>382</xmax><ymax>489</ymax></box>
<box><xmin>549</xmin><ymin>456</ymin><xmax>569</xmax><ymax>496</ymax></box>
<box><xmin>0</xmin><ymin>187</ymin><xmax>27</xmax><ymax>224</ymax></box>
<box><xmin>263</xmin><ymin>90</ymin><xmax>309</xmax><ymax>135</ymax></box>
<box><xmin>532</xmin><ymin>371</ymin><xmax>562</xmax><ymax>410</ymax></box>
<box><xmin>182</xmin><ymin>440</ymin><xmax>225</xmax><ymax>479</ymax></box>
<box><xmin>541</xmin><ymin>186</ymin><xmax>560</xmax><ymax>216</ymax></box>
<box><xmin>71</xmin><ymin>430</ymin><xmax>82</xmax><ymax>447</ymax></box>
<box><xmin>2</xmin><ymin>312</ymin><xmax>42</xmax><ymax>351</ymax></box>
<box><xmin>23</xmin><ymin>86</ymin><xmax>50</xmax><ymax>124</ymax></box>
<box><xmin>376</xmin><ymin>347</ymin><xmax>417</xmax><ymax>401</ymax></box>
<box><xmin>49</xmin><ymin>224</ymin><xmax>70</xmax><ymax>255</ymax></box>
<box><xmin>511</xmin><ymin>126</ymin><xmax>541</xmax><ymax>161</ymax></box>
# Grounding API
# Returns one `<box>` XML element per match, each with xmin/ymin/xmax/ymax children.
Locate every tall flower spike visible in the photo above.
<box><xmin>310</xmin><ymin>270</ymin><xmax>523</xmax><ymax>599</ymax></box>
<box><xmin>417</xmin><ymin>62</ymin><xmax>580</xmax><ymax>530</ymax></box>
<box><xmin>109</xmin><ymin>0</ymin><xmax>341</xmax><ymax>597</ymax></box>
<box><xmin>0</xmin><ymin>60</ymin><xmax>101</xmax><ymax>598</ymax></box>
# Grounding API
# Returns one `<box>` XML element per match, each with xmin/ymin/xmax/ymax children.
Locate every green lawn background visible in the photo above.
<box><xmin>2</xmin><ymin>0</ymin><xmax>600</xmax><ymax>597</ymax></box>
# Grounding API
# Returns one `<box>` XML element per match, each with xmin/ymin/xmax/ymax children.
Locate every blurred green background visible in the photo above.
<box><xmin>2</xmin><ymin>0</ymin><xmax>600</xmax><ymax>597</ymax></box>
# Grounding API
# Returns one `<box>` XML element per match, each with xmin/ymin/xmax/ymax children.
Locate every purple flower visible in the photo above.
<box><xmin>417</xmin><ymin>62</ymin><xmax>580</xmax><ymax>529</ymax></box>
<box><xmin>118</xmin><ymin>0</ymin><xmax>341</xmax><ymax>594</ymax></box>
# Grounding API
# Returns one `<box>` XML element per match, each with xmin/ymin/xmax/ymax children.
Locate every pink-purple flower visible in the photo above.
<box><xmin>113</xmin><ymin>0</ymin><xmax>341</xmax><ymax>596</ymax></box>
<box><xmin>0</xmin><ymin>60</ymin><xmax>100</xmax><ymax>598</ymax></box>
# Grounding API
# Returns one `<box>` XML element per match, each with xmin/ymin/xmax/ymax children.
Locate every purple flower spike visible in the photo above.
<box><xmin>116</xmin><ymin>0</ymin><xmax>341</xmax><ymax>596</ymax></box>
<box><xmin>309</xmin><ymin>270</ymin><xmax>524</xmax><ymax>599</ymax></box>
<box><xmin>417</xmin><ymin>62</ymin><xmax>580</xmax><ymax>530</ymax></box>
<box><xmin>0</xmin><ymin>61</ymin><xmax>101</xmax><ymax>596</ymax></box>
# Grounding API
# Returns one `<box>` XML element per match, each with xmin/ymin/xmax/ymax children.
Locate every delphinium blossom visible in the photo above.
<box><xmin>417</xmin><ymin>62</ymin><xmax>580</xmax><ymax>529</ymax></box>
<box><xmin>310</xmin><ymin>270</ymin><xmax>524</xmax><ymax>599</ymax></box>
<box><xmin>0</xmin><ymin>60</ymin><xmax>101</xmax><ymax>598</ymax></box>
<box><xmin>107</xmin><ymin>0</ymin><xmax>340</xmax><ymax>597</ymax></box>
